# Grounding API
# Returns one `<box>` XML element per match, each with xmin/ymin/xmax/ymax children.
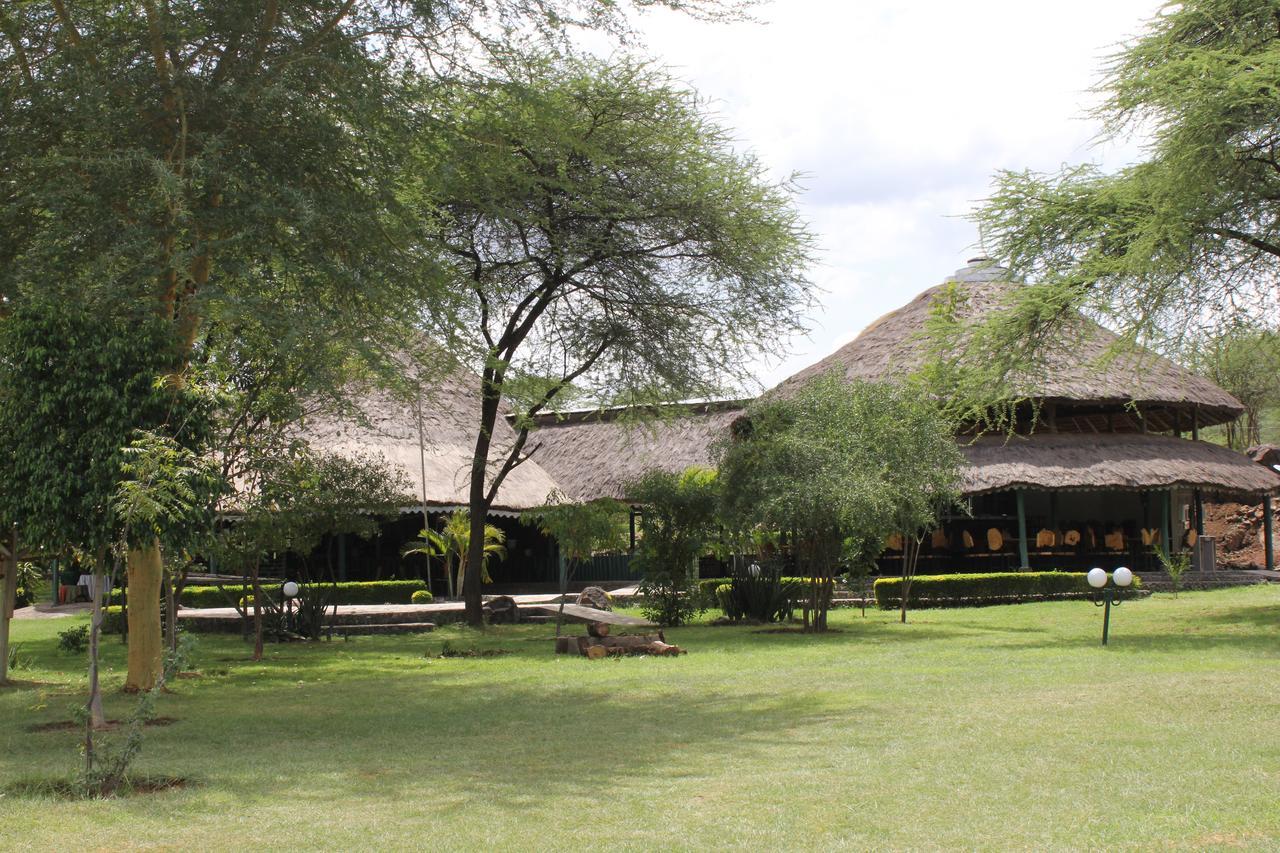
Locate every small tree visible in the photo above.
<box><xmin>629</xmin><ymin>467</ymin><xmax>721</xmax><ymax>627</ymax></box>
<box><xmin>718</xmin><ymin>374</ymin><xmax>964</xmax><ymax>631</ymax></box>
<box><xmin>403</xmin><ymin>510</ymin><xmax>507</xmax><ymax>603</ymax></box>
<box><xmin>217</xmin><ymin>449</ymin><xmax>409</xmax><ymax>656</ymax></box>
<box><xmin>523</xmin><ymin>493</ymin><xmax>630</xmax><ymax>635</ymax></box>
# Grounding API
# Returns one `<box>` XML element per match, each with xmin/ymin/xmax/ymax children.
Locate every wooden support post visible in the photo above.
<box><xmin>1192</xmin><ymin>406</ymin><xmax>1200</xmax><ymax>441</ymax></box>
<box><xmin>1194</xmin><ymin>490</ymin><xmax>1205</xmax><ymax>537</ymax></box>
<box><xmin>629</xmin><ymin>510</ymin><xmax>637</xmax><ymax>552</ymax></box>
<box><xmin>1162</xmin><ymin>491</ymin><xmax>1173</xmax><ymax>558</ymax></box>
<box><xmin>1265</xmin><ymin>495</ymin><xmax>1275</xmax><ymax>573</ymax></box>
<box><xmin>50</xmin><ymin>557</ymin><xmax>59</xmax><ymax>606</ymax></box>
<box><xmin>1016</xmin><ymin>490</ymin><xmax>1030</xmax><ymax>570</ymax></box>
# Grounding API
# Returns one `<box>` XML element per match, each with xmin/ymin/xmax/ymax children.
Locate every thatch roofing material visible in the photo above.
<box><xmin>300</xmin><ymin>373</ymin><xmax>561</xmax><ymax>512</ymax></box>
<box><xmin>962</xmin><ymin>433</ymin><xmax>1280</xmax><ymax>497</ymax></box>
<box><xmin>772</xmin><ymin>262</ymin><xmax>1244</xmax><ymax>426</ymax></box>
<box><xmin>529</xmin><ymin>406</ymin><xmax>744</xmax><ymax>502</ymax></box>
<box><xmin>530</xmin><ymin>407</ymin><xmax>1280</xmax><ymax>502</ymax></box>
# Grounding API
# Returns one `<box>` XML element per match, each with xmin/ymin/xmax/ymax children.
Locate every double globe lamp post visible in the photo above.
<box><xmin>1087</xmin><ymin>566</ymin><xmax>1133</xmax><ymax>646</ymax></box>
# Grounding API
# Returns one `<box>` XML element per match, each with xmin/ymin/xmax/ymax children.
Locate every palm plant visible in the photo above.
<box><xmin>404</xmin><ymin>510</ymin><xmax>506</xmax><ymax>599</ymax></box>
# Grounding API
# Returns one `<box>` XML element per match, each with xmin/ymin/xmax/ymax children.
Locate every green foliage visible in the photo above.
<box><xmin>415</xmin><ymin>53</ymin><xmax>813</xmax><ymax>414</ymax></box>
<box><xmin>6</xmin><ymin>643</ymin><xmax>27</xmax><ymax>673</ymax></box>
<box><xmin>217</xmin><ymin>449</ymin><xmax>409</xmax><ymax>580</ymax></box>
<box><xmin>114</xmin><ymin>431</ymin><xmax>225</xmax><ymax>554</ymax></box>
<box><xmin>523</xmin><ymin>496</ymin><xmax>630</xmax><ymax>564</ymax></box>
<box><xmin>716</xmin><ymin>568</ymin><xmax>799</xmax><ymax>623</ymax></box>
<box><xmin>57</xmin><ymin>625</ymin><xmax>89</xmax><ymax>654</ymax></box>
<box><xmin>630</xmin><ymin>467</ymin><xmax>721</xmax><ymax>626</ymax></box>
<box><xmin>718</xmin><ymin>374</ymin><xmax>965</xmax><ymax>629</ymax></box>
<box><xmin>1181</xmin><ymin>324</ymin><xmax>1280</xmax><ymax>449</ymax></box>
<box><xmin>410</xmin><ymin>590</ymin><xmax>435</xmax><ymax>604</ymax></box>
<box><xmin>873</xmin><ymin>571</ymin><xmax>1144</xmax><ymax>610</ymax></box>
<box><xmin>0</xmin><ymin>302</ymin><xmax>210</xmax><ymax>555</ymax></box>
<box><xmin>403</xmin><ymin>511</ymin><xmax>505</xmax><ymax>594</ymax></box>
<box><xmin>970</xmin><ymin>0</ymin><xmax>1280</xmax><ymax>377</ymax></box>
<box><xmin>1154</xmin><ymin>548</ymin><xmax>1192</xmax><ymax>599</ymax></box>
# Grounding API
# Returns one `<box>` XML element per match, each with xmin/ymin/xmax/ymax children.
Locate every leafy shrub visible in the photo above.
<box><xmin>410</xmin><ymin>590</ymin><xmax>434</xmax><ymax>604</ymax></box>
<box><xmin>873</xmin><ymin>571</ymin><xmax>1143</xmax><ymax>610</ymax></box>
<box><xmin>102</xmin><ymin>606</ymin><xmax>125</xmax><ymax>634</ymax></box>
<box><xmin>57</xmin><ymin>625</ymin><xmax>90</xmax><ymax>653</ymax></box>
<box><xmin>716</xmin><ymin>567</ymin><xmax>801</xmax><ymax>623</ymax></box>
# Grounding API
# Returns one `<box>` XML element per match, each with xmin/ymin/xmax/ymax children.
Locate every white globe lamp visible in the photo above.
<box><xmin>1113</xmin><ymin>566</ymin><xmax>1133</xmax><ymax>588</ymax></box>
<box><xmin>282</xmin><ymin>580</ymin><xmax>300</xmax><ymax>599</ymax></box>
<box><xmin>1086</xmin><ymin>567</ymin><xmax>1108</xmax><ymax>589</ymax></box>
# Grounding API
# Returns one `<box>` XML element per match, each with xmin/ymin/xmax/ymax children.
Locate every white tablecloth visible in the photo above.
<box><xmin>76</xmin><ymin>574</ymin><xmax>108</xmax><ymax>600</ymax></box>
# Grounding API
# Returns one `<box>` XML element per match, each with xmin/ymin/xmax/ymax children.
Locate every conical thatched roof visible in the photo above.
<box><xmin>299</xmin><ymin>371</ymin><xmax>562</xmax><ymax>512</ymax></box>
<box><xmin>772</xmin><ymin>258</ymin><xmax>1245</xmax><ymax>427</ymax></box>
<box><xmin>962</xmin><ymin>433</ymin><xmax>1280</xmax><ymax>497</ymax></box>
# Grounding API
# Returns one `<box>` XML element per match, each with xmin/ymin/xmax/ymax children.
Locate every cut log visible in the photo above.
<box><xmin>886</xmin><ymin>533</ymin><xmax>904</xmax><ymax>551</ymax></box>
<box><xmin>1184</xmin><ymin>528</ymin><xmax>1199</xmax><ymax>547</ymax></box>
<box><xmin>930</xmin><ymin>529</ymin><xmax>948</xmax><ymax>549</ymax></box>
<box><xmin>961</xmin><ymin>530</ymin><xmax>975</xmax><ymax>549</ymax></box>
<box><xmin>986</xmin><ymin>528</ymin><xmax>1003</xmax><ymax>552</ymax></box>
<box><xmin>1104</xmin><ymin>530</ymin><xmax>1125</xmax><ymax>551</ymax></box>
<box><xmin>554</xmin><ymin>636</ymin><xmax>576</xmax><ymax>655</ymax></box>
<box><xmin>584</xmin><ymin>644</ymin><xmax>608</xmax><ymax>660</ymax></box>
<box><xmin>1035</xmin><ymin>529</ymin><xmax>1057</xmax><ymax>548</ymax></box>
<box><xmin>1063</xmin><ymin>529</ymin><xmax>1081</xmax><ymax>547</ymax></box>
<box><xmin>586</xmin><ymin>621</ymin><xmax>610</xmax><ymax>638</ymax></box>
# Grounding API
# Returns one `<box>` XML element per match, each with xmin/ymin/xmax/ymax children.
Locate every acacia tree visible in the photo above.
<box><xmin>1182</xmin><ymin>324</ymin><xmax>1280</xmax><ymax>449</ymax></box>
<box><xmin>969</xmin><ymin>0</ymin><xmax>1280</xmax><ymax>387</ymax></box>
<box><xmin>0</xmin><ymin>0</ymin><xmax>730</xmax><ymax>692</ymax></box>
<box><xmin>413</xmin><ymin>54</ymin><xmax>814</xmax><ymax>624</ymax></box>
<box><xmin>717</xmin><ymin>374</ymin><xmax>964</xmax><ymax>631</ymax></box>
<box><xmin>523</xmin><ymin>493</ymin><xmax>630</xmax><ymax>635</ymax></box>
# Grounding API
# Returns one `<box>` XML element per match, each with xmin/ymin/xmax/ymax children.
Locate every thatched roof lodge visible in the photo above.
<box><xmin>304</xmin><ymin>257</ymin><xmax>1279</xmax><ymax>582</ymax></box>
<box><xmin>519</xmin><ymin>258</ymin><xmax>1280</xmax><ymax>574</ymax></box>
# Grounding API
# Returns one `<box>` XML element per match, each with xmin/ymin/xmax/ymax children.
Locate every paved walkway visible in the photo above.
<box><xmin>13</xmin><ymin>603</ymin><xmax>91</xmax><ymax>620</ymax></box>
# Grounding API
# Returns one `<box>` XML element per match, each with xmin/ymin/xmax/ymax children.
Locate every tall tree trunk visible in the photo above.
<box><xmin>125</xmin><ymin>541</ymin><xmax>164</xmax><ymax>691</ymax></box>
<box><xmin>465</xmin><ymin>363</ymin><xmax>505</xmax><ymax>626</ymax></box>
<box><xmin>900</xmin><ymin>536</ymin><xmax>921</xmax><ymax>625</ymax></box>
<box><xmin>0</xmin><ymin>525</ymin><xmax>16</xmax><ymax>685</ymax></box>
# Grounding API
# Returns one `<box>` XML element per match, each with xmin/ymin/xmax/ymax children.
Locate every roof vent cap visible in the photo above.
<box><xmin>950</xmin><ymin>255</ymin><xmax>1010</xmax><ymax>283</ymax></box>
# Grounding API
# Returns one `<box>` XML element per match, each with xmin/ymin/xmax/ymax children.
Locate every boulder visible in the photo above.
<box><xmin>483</xmin><ymin>595</ymin><xmax>519</xmax><ymax>624</ymax></box>
<box><xmin>575</xmin><ymin>586</ymin><xmax>612</xmax><ymax>611</ymax></box>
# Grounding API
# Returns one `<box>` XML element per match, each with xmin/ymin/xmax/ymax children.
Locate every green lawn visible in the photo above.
<box><xmin>2</xmin><ymin>586</ymin><xmax>1279</xmax><ymax>851</ymax></box>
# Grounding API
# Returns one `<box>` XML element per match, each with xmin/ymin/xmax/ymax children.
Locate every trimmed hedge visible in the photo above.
<box><xmin>410</xmin><ymin>590</ymin><xmax>434</xmax><ymax>604</ymax></box>
<box><xmin>111</xmin><ymin>579</ymin><xmax>429</xmax><ymax>609</ymax></box>
<box><xmin>874</xmin><ymin>571</ymin><xmax>1143</xmax><ymax>610</ymax></box>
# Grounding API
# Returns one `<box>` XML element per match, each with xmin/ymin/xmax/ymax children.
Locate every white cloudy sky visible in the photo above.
<box><xmin>615</xmin><ymin>0</ymin><xmax>1165</xmax><ymax>391</ymax></box>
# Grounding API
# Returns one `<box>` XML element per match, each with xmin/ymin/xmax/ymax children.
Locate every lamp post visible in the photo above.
<box><xmin>1087</xmin><ymin>566</ymin><xmax>1133</xmax><ymax>646</ymax></box>
<box><xmin>281</xmin><ymin>581</ymin><xmax>300</xmax><ymax>634</ymax></box>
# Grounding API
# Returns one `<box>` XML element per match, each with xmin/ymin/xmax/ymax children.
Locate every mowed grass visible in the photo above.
<box><xmin>2</xmin><ymin>586</ymin><xmax>1279</xmax><ymax>851</ymax></box>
